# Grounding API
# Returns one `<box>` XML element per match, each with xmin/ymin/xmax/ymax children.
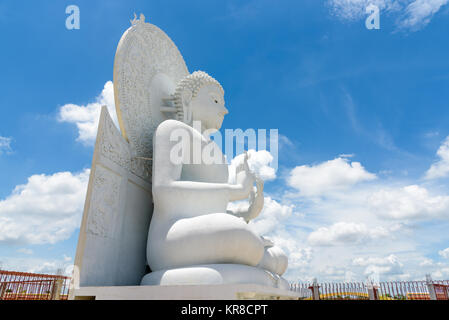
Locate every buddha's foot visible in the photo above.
<box><xmin>140</xmin><ymin>263</ymin><xmax>289</xmax><ymax>290</ymax></box>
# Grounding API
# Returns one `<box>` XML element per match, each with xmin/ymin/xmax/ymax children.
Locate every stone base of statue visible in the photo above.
<box><xmin>71</xmin><ymin>283</ymin><xmax>304</xmax><ymax>300</ymax></box>
<box><xmin>141</xmin><ymin>264</ymin><xmax>290</xmax><ymax>290</ymax></box>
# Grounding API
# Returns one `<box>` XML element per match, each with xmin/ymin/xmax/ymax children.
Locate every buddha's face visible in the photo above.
<box><xmin>189</xmin><ymin>84</ymin><xmax>228</xmax><ymax>132</ymax></box>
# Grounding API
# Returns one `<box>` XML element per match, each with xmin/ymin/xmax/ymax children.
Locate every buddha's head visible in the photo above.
<box><xmin>173</xmin><ymin>71</ymin><xmax>228</xmax><ymax>132</ymax></box>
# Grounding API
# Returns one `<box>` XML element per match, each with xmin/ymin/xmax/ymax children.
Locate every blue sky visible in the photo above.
<box><xmin>1</xmin><ymin>0</ymin><xmax>449</xmax><ymax>282</ymax></box>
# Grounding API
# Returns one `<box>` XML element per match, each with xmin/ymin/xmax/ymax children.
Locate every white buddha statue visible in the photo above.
<box><xmin>141</xmin><ymin>71</ymin><xmax>288</xmax><ymax>288</ymax></box>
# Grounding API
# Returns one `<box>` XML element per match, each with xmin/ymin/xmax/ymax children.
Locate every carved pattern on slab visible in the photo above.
<box><xmin>98</xmin><ymin>107</ymin><xmax>150</xmax><ymax>180</ymax></box>
<box><xmin>87</xmin><ymin>165</ymin><xmax>121</xmax><ymax>238</ymax></box>
<box><xmin>114</xmin><ymin>21</ymin><xmax>188</xmax><ymax>162</ymax></box>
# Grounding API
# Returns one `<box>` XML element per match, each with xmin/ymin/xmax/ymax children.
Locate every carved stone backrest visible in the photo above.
<box><xmin>72</xmin><ymin>107</ymin><xmax>153</xmax><ymax>288</ymax></box>
<box><xmin>113</xmin><ymin>18</ymin><xmax>188</xmax><ymax>178</ymax></box>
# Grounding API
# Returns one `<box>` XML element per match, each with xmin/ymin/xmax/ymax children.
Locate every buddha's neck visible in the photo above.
<box><xmin>192</xmin><ymin>120</ymin><xmax>212</xmax><ymax>137</ymax></box>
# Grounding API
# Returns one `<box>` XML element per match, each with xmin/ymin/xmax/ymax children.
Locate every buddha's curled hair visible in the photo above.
<box><xmin>172</xmin><ymin>71</ymin><xmax>224</xmax><ymax>123</ymax></box>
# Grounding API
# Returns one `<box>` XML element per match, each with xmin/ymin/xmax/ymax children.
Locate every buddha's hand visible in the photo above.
<box><xmin>235</xmin><ymin>151</ymin><xmax>256</xmax><ymax>197</ymax></box>
<box><xmin>245</xmin><ymin>176</ymin><xmax>264</xmax><ymax>222</ymax></box>
<box><xmin>226</xmin><ymin>175</ymin><xmax>264</xmax><ymax>222</ymax></box>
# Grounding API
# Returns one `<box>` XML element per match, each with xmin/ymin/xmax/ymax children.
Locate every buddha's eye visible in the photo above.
<box><xmin>210</xmin><ymin>94</ymin><xmax>220</xmax><ymax>104</ymax></box>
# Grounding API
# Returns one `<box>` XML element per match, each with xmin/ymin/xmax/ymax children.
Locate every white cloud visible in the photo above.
<box><xmin>439</xmin><ymin>247</ymin><xmax>449</xmax><ymax>259</ymax></box>
<box><xmin>28</xmin><ymin>261</ymin><xmax>62</xmax><ymax>274</ymax></box>
<box><xmin>425</xmin><ymin>135</ymin><xmax>449</xmax><ymax>180</ymax></box>
<box><xmin>339</xmin><ymin>153</ymin><xmax>355</xmax><ymax>158</ymax></box>
<box><xmin>247</xmin><ymin>196</ymin><xmax>294</xmax><ymax>235</ymax></box>
<box><xmin>353</xmin><ymin>254</ymin><xmax>400</xmax><ymax>266</ymax></box>
<box><xmin>280</xmin><ymin>151</ymin><xmax>449</xmax><ymax>281</ymax></box>
<box><xmin>63</xmin><ymin>254</ymin><xmax>72</xmax><ymax>262</ymax></box>
<box><xmin>420</xmin><ymin>258</ymin><xmax>434</xmax><ymax>266</ymax></box>
<box><xmin>327</xmin><ymin>0</ymin><xmax>448</xmax><ymax>31</ymax></box>
<box><xmin>0</xmin><ymin>170</ymin><xmax>89</xmax><ymax>245</ymax></box>
<box><xmin>319</xmin><ymin>265</ymin><xmax>347</xmax><ymax>278</ymax></box>
<box><xmin>307</xmin><ymin>222</ymin><xmax>388</xmax><ymax>246</ymax></box>
<box><xmin>17</xmin><ymin>248</ymin><xmax>33</xmax><ymax>255</ymax></box>
<box><xmin>229</xmin><ymin>149</ymin><xmax>277</xmax><ymax>182</ymax></box>
<box><xmin>0</xmin><ymin>136</ymin><xmax>12</xmax><ymax>154</ymax></box>
<box><xmin>267</xmin><ymin>232</ymin><xmax>313</xmax><ymax>279</ymax></box>
<box><xmin>278</xmin><ymin>134</ymin><xmax>294</xmax><ymax>149</ymax></box>
<box><xmin>353</xmin><ymin>254</ymin><xmax>404</xmax><ymax>276</ymax></box>
<box><xmin>288</xmin><ymin>247</ymin><xmax>313</xmax><ymax>269</ymax></box>
<box><xmin>58</xmin><ymin>81</ymin><xmax>118</xmax><ymax>146</ymax></box>
<box><xmin>0</xmin><ymin>255</ymin><xmax>74</xmax><ymax>276</ymax></box>
<box><xmin>432</xmin><ymin>267</ymin><xmax>449</xmax><ymax>278</ymax></box>
<box><xmin>281</xmin><ymin>155</ymin><xmax>449</xmax><ymax>281</ymax></box>
<box><xmin>328</xmin><ymin>0</ymin><xmax>400</xmax><ymax>20</ymax></box>
<box><xmin>26</xmin><ymin>260</ymin><xmax>74</xmax><ymax>276</ymax></box>
<box><xmin>400</xmin><ymin>0</ymin><xmax>449</xmax><ymax>30</ymax></box>
<box><xmin>287</xmin><ymin>157</ymin><xmax>376</xmax><ymax>197</ymax></box>
<box><xmin>368</xmin><ymin>184</ymin><xmax>449</xmax><ymax>220</ymax></box>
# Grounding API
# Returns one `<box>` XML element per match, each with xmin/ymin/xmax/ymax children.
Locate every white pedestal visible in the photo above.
<box><xmin>71</xmin><ymin>284</ymin><xmax>305</xmax><ymax>300</ymax></box>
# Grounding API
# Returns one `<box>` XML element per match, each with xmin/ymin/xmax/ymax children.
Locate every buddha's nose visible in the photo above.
<box><xmin>221</xmin><ymin>105</ymin><xmax>229</xmax><ymax>116</ymax></box>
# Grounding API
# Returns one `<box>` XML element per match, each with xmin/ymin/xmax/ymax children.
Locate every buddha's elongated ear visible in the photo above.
<box><xmin>181</xmin><ymin>89</ymin><xmax>193</xmax><ymax>124</ymax></box>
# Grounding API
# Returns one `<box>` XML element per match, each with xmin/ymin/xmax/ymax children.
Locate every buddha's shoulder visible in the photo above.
<box><xmin>155</xmin><ymin>119</ymin><xmax>192</xmax><ymax>136</ymax></box>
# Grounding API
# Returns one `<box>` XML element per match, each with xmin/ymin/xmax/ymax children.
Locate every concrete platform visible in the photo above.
<box><xmin>71</xmin><ymin>284</ymin><xmax>306</xmax><ymax>300</ymax></box>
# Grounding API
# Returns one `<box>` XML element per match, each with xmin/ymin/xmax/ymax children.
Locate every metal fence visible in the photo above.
<box><xmin>2</xmin><ymin>268</ymin><xmax>448</xmax><ymax>301</ymax></box>
<box><xmin>0</xmin><ymin>270</ymin><xmax>71</xmax><ymax>300</ymax></box>
<box><xmin>291</xmin><ymin>279</ymin><xmax>449</xmax><ymax>300</ymax></box>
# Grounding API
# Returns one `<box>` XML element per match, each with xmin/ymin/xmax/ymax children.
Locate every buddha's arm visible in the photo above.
<box><xmin>154</xmin><ymin>180</ymin><xmax>250</xmax><ymax>201</ymax></box>
<box><xmin>153</xmin><ymin>120</ymin><xmax>253</xmax><ymax>201</ymax></box>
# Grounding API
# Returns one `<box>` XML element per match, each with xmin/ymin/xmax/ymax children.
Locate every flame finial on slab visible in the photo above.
<box><xmin>130</xmin><ymin>13</ymin><xmax>146</xmax><ymax>26</ymax></box>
